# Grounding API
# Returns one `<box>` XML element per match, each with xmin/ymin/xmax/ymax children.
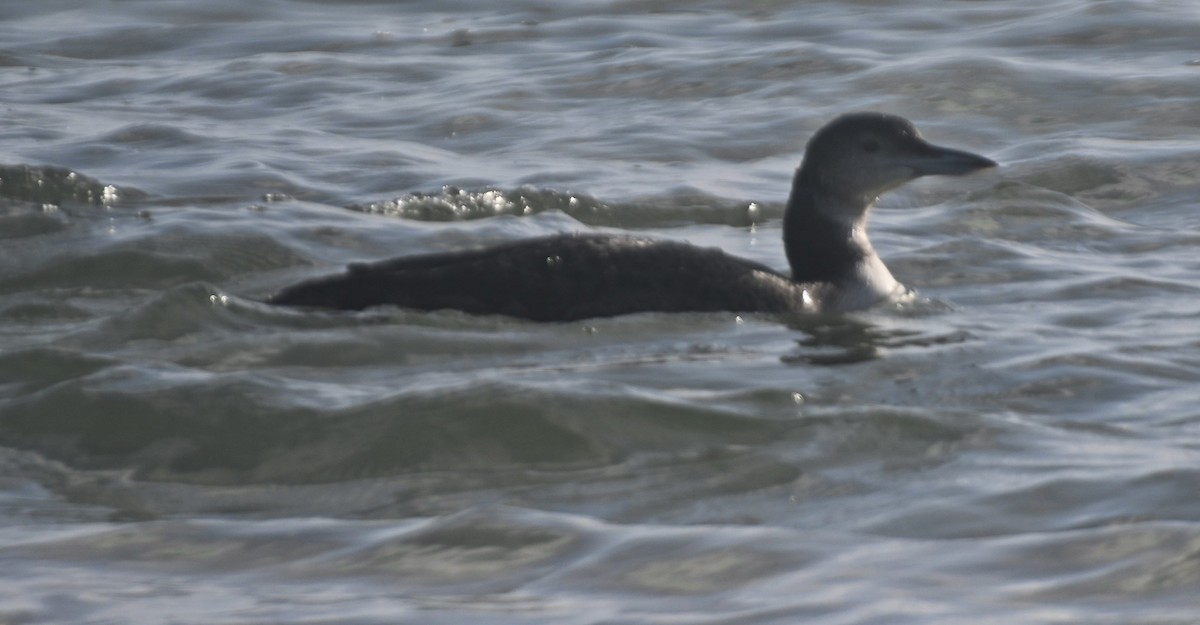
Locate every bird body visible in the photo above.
<box><xmin>269</xmin><ymin>113</ymin><xmax>996</xmax><ymax>320</ymax></box>
<box><xmin>271</xmin><ymin>233</ymin><xmax>813</xmax><ymax>321</ymax></box>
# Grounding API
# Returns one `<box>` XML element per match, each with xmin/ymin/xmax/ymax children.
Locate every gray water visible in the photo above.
<box><xmin>2</xmin><ymin>0</ymin><xmax>1200</xmax><ymax>623</ymax></box>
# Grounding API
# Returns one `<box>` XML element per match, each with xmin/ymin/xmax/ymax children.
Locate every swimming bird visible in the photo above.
<box><xmin>268</xmin><ymin>112</ymin><xmax>996</xmax><ymax>321</ymax></box>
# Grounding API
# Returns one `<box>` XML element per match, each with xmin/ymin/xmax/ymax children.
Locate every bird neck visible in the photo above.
<box><xmin>782</xmin><ymin>173</ymin><xmax>900</xmax><ymax>303</ymax></box>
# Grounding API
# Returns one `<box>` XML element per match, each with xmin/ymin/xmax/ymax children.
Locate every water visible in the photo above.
<box><xmin>2</xmin><ymin>0</ymin><xmax>1200</xmax><ymax>622</ymax></box>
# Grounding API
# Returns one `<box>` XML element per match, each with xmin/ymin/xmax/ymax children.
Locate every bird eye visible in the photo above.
<box><xmin>861</xmin><ymin>139</ymin><xmax>880</xmax><ymax>153</ymax></box>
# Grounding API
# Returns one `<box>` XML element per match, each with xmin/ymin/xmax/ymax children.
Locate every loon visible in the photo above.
<box><xmin>268</xmin><ymin>112</ymin><xmax>996</xmax><ymax>321</ymax></box>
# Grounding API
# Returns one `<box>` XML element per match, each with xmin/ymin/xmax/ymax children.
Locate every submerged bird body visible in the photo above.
<box><xmin>270</xmin><ymin>233</ymin><xmax>812</xmax><ymax>321</ymax></box>
<box><xmin>269</xmin><ymin>113</ymin><xmax>996</xmax><ymax>320</ymax></box>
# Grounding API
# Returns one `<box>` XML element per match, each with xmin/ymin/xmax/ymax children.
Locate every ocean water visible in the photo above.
<box><xmin>2</xmin><ymin>0</ymin><xmax>1200</xmax><ymax>623</ymax></box>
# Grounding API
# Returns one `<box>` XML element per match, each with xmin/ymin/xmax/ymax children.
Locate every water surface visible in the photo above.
<box><xmin>2</xmin><ymin>0</ymin><xmax>1200</xmax><ymax>623</ymax></box>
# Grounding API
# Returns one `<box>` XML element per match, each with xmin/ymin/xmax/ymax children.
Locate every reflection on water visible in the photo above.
<box><xmin>782</xmin><ymin>311</ymin><xmax>972</xmax><ymax>366</ymax></box>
